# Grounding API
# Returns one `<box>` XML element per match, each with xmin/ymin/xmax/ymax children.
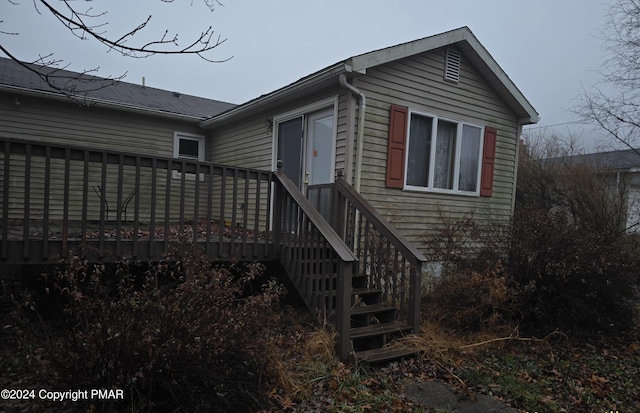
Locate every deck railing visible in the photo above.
<box><xmin>308</xmin><ymin>174</ymin><xmax>427</xmax><ymax>333</ymax></box>
<box><xmin>1</xmin><ymin>137</ymin><xmax>275</xmax><ymax>263</ymax></box>
<box><xmin>1</xmin><ymin>137</ymin><xmax>424</xmax><ymax>361</ymax></box>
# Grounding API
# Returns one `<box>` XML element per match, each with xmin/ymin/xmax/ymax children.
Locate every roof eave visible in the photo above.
<box><xmin>349</xmin><ymin>28</ymin><xmax>470</xmax><ymax>72</ymax></box>
<box><xmin>459</xmin><ymin>30</ymin><xmax>539</xmax><ymax>124</ymax></box>
<box><xmin>200</xmin><ymin>63</ymin><xmax>348</xmax><ymax>129</ymax></box>
<box><xmin>350</xmin><ymin>26</ymin><xmax>539</xmax><ymax>125</ymax></box>
<box><xmin>0</xmin><ymin>84</ymin><xmax>206</xmax><ymax>122</ymax></box>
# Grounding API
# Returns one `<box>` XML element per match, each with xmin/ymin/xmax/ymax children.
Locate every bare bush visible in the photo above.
<box><xmin>510</xmin><ymin>138</ymin><xmax>640</xmax><ymax>332</ymax></box>
<box><xmin>13</xmin><ymin>248</ymin><xmax>286</xmax><ymax>412</ymax></box>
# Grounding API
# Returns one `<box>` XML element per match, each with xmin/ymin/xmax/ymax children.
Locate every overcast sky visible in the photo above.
<box><xmin>1</xmin><ymin>0</ymin><xmax>613</xmax><ymax>151</ymax></box>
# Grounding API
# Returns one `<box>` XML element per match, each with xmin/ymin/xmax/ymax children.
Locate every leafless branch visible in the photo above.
<box><xmin>37</xmin><ymin>0</ymin><xmax>229</xmax><ymax>60</ymax></box>
<box><xmin>1</xmin><ymin>0</ymin><xmax>229</xmax><ymax>98</ymax></box>
<box><xmin>576</xmin><ymin>0</ymin><xmax>640</xmax><ymax>155</ymax></box>
<box><xmin>0</xmin><ymin>43</ymin><xmax>125</xmax><ymax>103</ymax></box>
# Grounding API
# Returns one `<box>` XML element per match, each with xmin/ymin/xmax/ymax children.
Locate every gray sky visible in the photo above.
<box><xmin>1</xmin><ymin>0</ymin><xmax>612</xmax><ymax>151</ymax></box>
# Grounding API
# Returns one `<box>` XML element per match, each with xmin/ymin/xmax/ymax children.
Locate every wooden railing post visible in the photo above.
<box><xmin>335</xmin><ymin>259</ymin><xmax>353</xmax><ymax>362</ymax></box>
<box><xmin>332</xmin><ymin>170</ymin><xmax>345</xmax><ymax>237</ymax></box>
<box><xmin>272</xmin><ymin>160</ymin><xmax>284</xmax><ymax>256</ymax></box>
<box><xmin>409</xmin><ymin>261</ymin><xmax>422</xmax><ymax>333</ymax></box>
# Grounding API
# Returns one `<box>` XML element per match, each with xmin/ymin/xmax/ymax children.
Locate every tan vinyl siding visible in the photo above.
<box><xmin>334</xmin><ymin>94</ymin><xmax>349</xmax><ymax>176</ymax></box>
<box><xmin>210</xmin><ymin>91</ymin><xmax>349</xmax><ymax>175</ymax></box>
<box><xmin>0</xmin><ymin>93</ymin><xmax>204</xmax><ymax>156</ymax></box>
<box><xmin>356</xmin><ymin>47</ymin><xmax>520</xmax><ymax>253</ymax></box>
<box><xmin>0</xmin><ymin>92</ymin><xmax>211</xmax><ymax>228</ymax></box>
<box><xmin>211</xmin><ymin>118</ymin><xmax>273</xmax><ymax>170</ymax></box>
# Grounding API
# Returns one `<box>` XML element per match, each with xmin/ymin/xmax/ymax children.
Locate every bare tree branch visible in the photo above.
<box><xmin>0</xmin><ymin>43</ymin><xmax>125</xmax><ymax>103</ymax></box>
<box><xmin>576</xmin><ymin>0</ymin><xmax>640</xmax><ymax>156</ymax></box>
<box><xmin>0</xmin><ymin>0</ymin><xmax>229</xmax><ymax>99</ymax></box>
<box><xmin>37</xmin><ymin>0</ymin><xmax>228</xmax><ymax>60</ymax></box>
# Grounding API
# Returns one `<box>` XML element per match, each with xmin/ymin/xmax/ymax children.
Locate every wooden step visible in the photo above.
<box><xmin>310</xmin><ymin>287</ymin><xmax>384</xmax><ymax>310</ymax></box>
<box><xmin>352</xmin><ymin>287</ymin><xmax>383</xmax><ymax>306</ymax></box>
<box><xmin>350</xmin><ymin>303</ymin><xmax>396</xmax><ymax>315</ymax></box>
<box><xmin>350</xmin><ymin>304</ymin><xmax>398</xmax><ymax>327</ymax></box>
<box><xmin>350</xmin><ymin>321</ymin><xmax>412</xmax><ymax>339</ymax></box>
<box><xmin>355</xmin><ymin>344</ymin><xmax>420</xmax><ymax>364</ymax></box>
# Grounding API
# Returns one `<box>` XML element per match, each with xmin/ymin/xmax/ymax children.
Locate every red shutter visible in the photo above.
<box><xmin>480</xmin><ymin>127</ymin><xmax>497</xmax><ymax>197</ymax></box>
<box><xmin>385</xmin><ymin>105</ymin><xmax>409</xmax><ymax>188</ymax></box>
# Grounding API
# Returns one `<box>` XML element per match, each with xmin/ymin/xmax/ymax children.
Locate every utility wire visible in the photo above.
<box><xmin>524</xmin><ymin>120</ymin><xmax>587</xmax><ymax>130</ymax></box>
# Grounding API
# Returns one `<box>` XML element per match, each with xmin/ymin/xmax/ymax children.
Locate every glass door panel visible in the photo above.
<box><xmin>276</xmin><ymin>117</ymin><xmax>303</xmax><ymax>188</ymax></box>
<box><xmin>306</xmin><ymin>108</ymin><xmax>334</xmax><ymax>186</ymax></box>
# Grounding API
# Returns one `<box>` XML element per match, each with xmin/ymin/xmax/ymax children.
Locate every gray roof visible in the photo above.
<box><xmin>0</xmin><ymin>57</ymin><xmax>236</xmax><ymax>120</ymax></box>
<box><xmin>551</xmin><ymin>148</ymin><xmax>640</xmax><ymax>171</ymax></box>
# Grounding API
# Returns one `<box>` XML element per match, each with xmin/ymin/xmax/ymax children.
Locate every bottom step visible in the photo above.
<box><xmin>355</xmin><ymin>344</ymin><xmax>420</xmax><ymax>364</ymax></box>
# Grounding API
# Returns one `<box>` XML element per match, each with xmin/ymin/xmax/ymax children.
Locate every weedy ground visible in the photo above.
<box><xmin>1</xmin><ymin>275</ymin><xmax>639</xmax><ymax>413</ymax></box>
<box><xmin>258</xmin><ymin>310</ymin><xmax>640</xmax><ymax>413</ymax></box>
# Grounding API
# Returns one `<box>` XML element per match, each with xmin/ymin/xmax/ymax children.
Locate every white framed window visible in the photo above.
<box><xmin>405</xmin><ymin>111</ymin><xmax>483</xmax><ymax>195</ymax></box>
<box><xmin>173</xmin><ymin>132</ymin><xmax>205</xmax><ymax>179</ymax></box>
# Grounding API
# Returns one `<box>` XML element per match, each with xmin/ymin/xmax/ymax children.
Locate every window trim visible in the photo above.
<box><xmin>403</xmin><ymin>109</ymin><xmax>484</xmax><ymax>196</ymax></box>
<box><xmin>173</xmin><ymin>131</ymin><xmax>205</xmax><ymax>180</ymax></box>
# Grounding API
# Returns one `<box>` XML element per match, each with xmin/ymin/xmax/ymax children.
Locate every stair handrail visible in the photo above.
<box><xmin>273</xmin><ymin>170</ymin><xmax>357</xmax><ymax>361</ymax></box>
<box><xmin>334</xmin><ymin>177</ymin><xmax>427</xmax><ymax>264</ymax></box>
<box><xmin>333</xmin><ymin>175</ymin><xmax>427</xmax><ymax>333</ymax></box>
<box><xmin>274</xmin><ymin>171</ymin><xmax>356</xmax><ymax>263</ymax></box>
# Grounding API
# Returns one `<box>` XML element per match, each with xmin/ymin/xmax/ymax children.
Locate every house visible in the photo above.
<box><xmin>0</xmin><ymin>26</ymin><xmax>538</xmax><ymax>361</ymax></box>
<box><xmin>201</xmin><ymin>26</ymin><xmax>539</xmax><ymax>252</ymax></box>
<box><xmin>549</xmin><ymin>148</ymin><xmax>640</xmax><ymax>233</ymax></box>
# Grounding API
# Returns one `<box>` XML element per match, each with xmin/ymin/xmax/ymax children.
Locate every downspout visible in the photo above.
<box><xmin>339</xmin><ymin>74</ymin><xmax>366</xmax><ymax>192</ymax></box>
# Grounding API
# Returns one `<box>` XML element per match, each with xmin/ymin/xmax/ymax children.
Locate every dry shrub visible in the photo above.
<box><xmin>510</xmin><ymin>205</ymin><xmax>639</xmax><ymax>331</ymax></box>
<box><xmin>14</xmin><ymin>246</ymin><xmax>286</xmax><ymax>412</ymax></box>
<box><xmin>423</xmin><ymin>265</ymin><xmax>516</xmax><ymax>333</ymax></box>
<box><xmin>424</xmin><ymin>211</ymin><xmax>511</xmax><ymax>280</ymax></box>
<box><xmin>512</xmin><ymin>140</ymin><xmax>640</xmax><ymax>332</ymax></box>
<box><xmin>304</xmin><ymin>324</ymin><xmax>338</xmax><ymax>365</ymax></box>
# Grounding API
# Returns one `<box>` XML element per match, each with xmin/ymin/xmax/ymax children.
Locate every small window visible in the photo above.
<box><xmin>173</xmin><ymin>132</ymin><xmax>204</xmax><ymax>179</ymax></box>
<box><xmin>444</xmin><ymin>48</ymin><xmax>461</xmax><ymax>83</ymax></box>
<box><xmin>178</xmin><ymin>139</ymin><xmax>200</xmax><ymax>159</ymax></box>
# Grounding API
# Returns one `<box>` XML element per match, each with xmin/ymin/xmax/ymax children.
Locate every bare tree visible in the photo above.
<box><xmin>0</xmin><ymin>0</ymin><xmax>228</xmax><ymax>98</ymax></box>
<box><xmin>577</xmin><ymin>0</ymin><xmax>640</xmax><ymax>157</ymax></box>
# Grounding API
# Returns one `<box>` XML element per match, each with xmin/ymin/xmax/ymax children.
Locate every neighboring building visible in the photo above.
<box><xmin>0</xmin><ymin>55</ymin><xmax>236</xmax><ymax>159</ymax></box>
<box><xmin>1</xmin><ymin>26</ymin><xmax>539</xmax><ymax>256</ymax></box>
<box><xmin>551</xmin><ymin>148</ymin><xmax>640</xmax><ymax>233</ymax></box>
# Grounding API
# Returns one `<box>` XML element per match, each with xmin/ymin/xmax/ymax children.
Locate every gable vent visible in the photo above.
<box><xmin>444</xmin><ymin>48</ymin><xmax>461</xmax><ymax>83</ymax></box>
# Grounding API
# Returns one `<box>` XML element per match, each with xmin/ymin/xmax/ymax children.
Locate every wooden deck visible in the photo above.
<box><xmin>1</xmin><ymin>221</ymin><xmax>273</xmax><ymax>263</ymax></box>
<box><xmin>1</xmin><ymin>137</ymin><xmax>427</xmax><ymax>362</ymax></box>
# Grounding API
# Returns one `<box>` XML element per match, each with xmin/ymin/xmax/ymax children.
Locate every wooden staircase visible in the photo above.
<box><xmin>308</xmin><ymin>272</ymin><xmax>419</xmax><ymax>364</ymax></box>
<box><xmin>346</xmin><ymin>275</ymin><xmax>419</xmax><ymax>364</ymax></box>
<box><xmin>274</xmin><ymin>168</ymin><xmax>427</xmax><ymax>363</ymax></box>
